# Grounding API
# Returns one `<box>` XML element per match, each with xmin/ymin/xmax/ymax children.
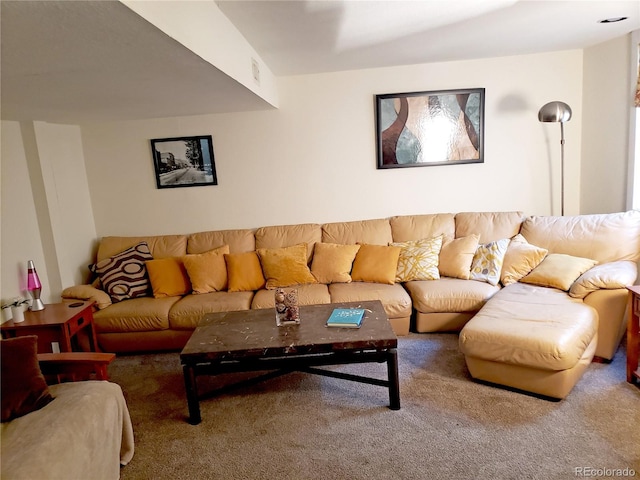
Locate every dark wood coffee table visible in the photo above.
<box><xmin>180</xmin><ymin>300</ymin><xmax>399</xmax><ymax>424</ymax></box>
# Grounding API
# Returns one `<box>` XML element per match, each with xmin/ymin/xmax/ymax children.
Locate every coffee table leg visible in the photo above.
<box><xmin>183</xmin><ymin>364</ymin><xmax>201</xmax><ymax>425</ymax></box>
<box><xmin>387</xmin><ymin>348</ymin><xmax>400</xmax><ymax>410</ymax></box>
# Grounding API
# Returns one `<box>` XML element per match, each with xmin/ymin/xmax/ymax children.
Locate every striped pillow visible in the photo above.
<box><xmin>90</xmin><ymin>242</ymin><xmax>153</xmax><ymax>302</ymax></box>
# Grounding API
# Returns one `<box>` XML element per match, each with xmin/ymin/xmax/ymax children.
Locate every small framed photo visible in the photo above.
<box><xmin>150</xmin><ymin>135</ymin><xmax>217</xmax><ymax>189</ymax></box>
<box><xmin>375</xmin><ymin>88</ymin><xmax>484</xmax><ymax>169</ymax></box>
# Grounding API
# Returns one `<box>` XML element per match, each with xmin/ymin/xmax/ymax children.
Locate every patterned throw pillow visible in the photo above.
<box><xmin>392</xmin><ymin>235</ymin><xmax>443</xmax><ymax>282</ymax></box>
<box><xmin>90</xmin><ymin>242</ymin><xmax>153</xmax><ymax>302</ymax></box>
<box><xmin>470</xmin><ymin>238</ymin><xmax>510</xmax><ymax>286</ymax></box>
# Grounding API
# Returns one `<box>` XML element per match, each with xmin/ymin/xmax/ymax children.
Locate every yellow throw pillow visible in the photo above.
<box><xmin>392</xmin><ymin>235</ymin><xmax>443</xmax><ymax>282</ymax></box>
<box><xmin>351</xmin><ymin>244</ymin><xmax>402</xmax><ymax>285</ymax></box>
<box><xmin>256</xmin><ymin>243</ymin><xmax>317</xmax><ymax>290</ymax></box>
<box><xmin>438</xmin><ymin>235</ymin><xmax>480</xmax><ymax>279</ymax></box>
<box><xmin>224</xmin><ymin>252</ymin><xmax>266</xmax><ymax>292</ymax></box>
<box><xmin>500</xmin><ymin>234</ymin><xmax>548</xmax><ymax>286</ymax></box>
<box><xmin>182</xmin><ymin>245</ymin><xmax>230</xmax><ymax>294</ymax></box>
<box><xmin>520</xmin><ymin>253</ymin><xmax>598</xmax><ymax>291</ymax></box>
<box><xmin>145</xmin><ymin>258</ymin><xmax>191</xmax><ymax>298</ymax></box>
<box><xmin>311</xmin><ymin>243</ymin><xmax>361</xmax><ymax>284</ymax></box>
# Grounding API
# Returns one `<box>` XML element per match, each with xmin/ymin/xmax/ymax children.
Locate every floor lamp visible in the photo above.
<box><xmin>538</xmin><ymin>101</ymin><xmax>572</xmax><ymax>216</ymax></box>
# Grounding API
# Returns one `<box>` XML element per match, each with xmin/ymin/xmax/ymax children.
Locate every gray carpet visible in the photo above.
<box><xmin>111</xmin><ymin>333</ymin><xmax>640</xmax><ymax>480</ymax></box>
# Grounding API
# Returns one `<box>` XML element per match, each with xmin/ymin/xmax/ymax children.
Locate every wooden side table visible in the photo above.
<box><xmin>1</xmin><ymin>300</ymin><xmax>99</xmax><ymax>353</ymax></box>
<box><xmin>627</xmin><ymin>286</ymin><xmax>640</xmax><ymax>386</ymax></box>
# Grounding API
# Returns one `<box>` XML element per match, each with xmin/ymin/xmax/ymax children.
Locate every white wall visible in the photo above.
<box><xmin>82</xmin><ymin>50</ymin><xmax>584</xmax><ymax>237</ymax></box>
<box><xmin>581</xmin><ymin>34</ymin><xmax>632</xmax><ymax>214</ymax></box>
<box><xmin>0</xmin><ymin>121</ymin><xmax>97</xmax><ymax>309</ymax></box>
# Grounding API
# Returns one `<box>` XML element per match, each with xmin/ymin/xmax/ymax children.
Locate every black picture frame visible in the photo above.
<box><xmin>375</xmin><ymin>88</ymin><xmax>485</xmax><ymax>169</ymax></box>
<box><xmin>150</xmin><ymin>135</ymin><xmax>217</xmax><ymax>189</ymax></box>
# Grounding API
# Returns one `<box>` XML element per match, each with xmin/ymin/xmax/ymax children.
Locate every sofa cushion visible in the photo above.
<box><xmin>351</xmin><ymin>244</ymin><xmax>401</xmax><ymax>285</ymax></box>
<box><xmin>469</xmin><ymin>238</ymin><xmax>510</xmax><ymax>286</ymax></box>
<box><xmin>392</xmin><ymin>235</ymin><xmax>443</xmax><ymax>282</ymax></box>
<box><xmin>187</xmin><ymin>229</ymin><xmax>255</xmax><ymax>254</ymax></box>
<box><xmin>569</xmin><ymin>260</ymin><xmax>638</xmax><ymax>299</ymax></box>
<box><xmin>322</xmin><ymin>218</ymin><xmax>393</xmax><ymax>245</ymax></box>
<box><xmin>224</xmin><ymin>252</ymin><xmax>266</xmax><ymax>292</ymax></box>
<box><xmin>182</xmin><ymin>245</ymin><xmax>229</xmax><ymax>293</ymax></box>
<box><xmin>1</xmin><ymin>336</ymin><xmax>53</xmax><ymax>422</ymax></box>
<box><xmin>169</xmin><ymin>291</ymin><xmax>254</xmax><ymax>330</ymax></box>
<box><xmin>520</xmin><ymin>253</ymin><xmax>597</xmax><ymax>291</ymax></box>
<box><xmin>500</xmin><ymin>234</ymin><xmax>548</xmax><ymax>286</ymax></box>
<box><xmin>310</xmin><ymin>243</ymin><xmax>360</xmax><ymax>284</ymax></box>
<box><xmin>257</xmin><ymin>243</ymin><xmax>317</xmax><ymax>289</ymax></box>
<box><xmin>97</xmin><ymin>235</ymin><xmax>187</xmax><ymax>262</ymax></box>
<box><xmin>459</xmin><ymin>283</ymin><xmax>597</xmax><ymax>371</ymax></box>
<box><xmin>255</xmin><ymin>223</ymin><xmax>321</xmax><ymax>263</ymax></box>
<box><xmin>251</xmin><ymin>284</ymin><xmax>331</xmax><ymax>309</ymax></box>
<box><xmin>146</xmin><ymin>257</ymin><xmax>192</xmax><ymax>298</ymax></box>
<box><xmin>389</xmin><ymin>213</ymin><xmax>455</xmax><ymax>243</ymax></box>
<box><xmin>328</xmin><ymin>282</ymin><xmax>412</xmax><ymax>319</ymax></box>
<box><xmin>455</xmin><ymin>211</ymin><xmax>524</xmax><ymax>243</ymax></box>
<box><xmin>439</xmin><ymin>235</ymin><xmax>479</xmax><ymax>280</ymax></box>
<box><xmin>90</xmin><ymin>242</ymin><xmax>153</xmax><ymax>303</ymax></box>
<box><xmin>93</xmin><ymin>296</ymin><xmax>178</xmax><ymax>333</ymax></box>
<box><xmin>519</xmin><ymin>211</ymin><xmax>640</xmax><ymax>263</ymax></box>
<box><xmin>404</xmin><ymin>277</ymin><xmax>500</xmax><ymax>313</ymax></box>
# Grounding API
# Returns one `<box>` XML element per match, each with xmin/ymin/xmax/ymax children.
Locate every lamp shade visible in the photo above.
<box><xmin>538</xmin><ymin>101</ymin><xmax>572</xmax><ymax>123</ymax></box>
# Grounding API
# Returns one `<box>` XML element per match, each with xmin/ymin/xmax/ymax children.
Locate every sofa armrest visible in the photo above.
<box><xmin>61</xmin><ymin>284</ymin><xmax>112</xmax><ymax>309</ymax></box>
<box><xmin>569</xmin><ymin>261</ymin><xmax>638</xmax><ymax>299</ymax></box>
<box><xmin>37</xmin><ymin>352</ymin><xmax>116</xmax><ymax>383</ymax></box>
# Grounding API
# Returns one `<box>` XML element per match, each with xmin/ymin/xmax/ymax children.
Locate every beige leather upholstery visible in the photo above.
<box><xmin>414</xmin><ymin>312</ymin><xmax>475</xmax><ymax>332</ymax></box>
<box><xmin>251</xmin><ymin>284</ymin><xmax>331</xmax><ymax>309</ymax></box>
<box><xmin>169</xmin><ymin>291</ymin><xmax>254</xmax><ymax>330</ymax></box>
<box><xmin>328</xmin><ymin>282</ymin><xmax>411</xmax><ymax>320</ymax></box>
<box><xmin>255</xmin><ymin>223</ymin><xmax>322</xmax><ymax>262</ymax></box>
<box><xmin>582</xmin><ymin>288</ymin><xmax>629</xmax><ymax>359</ymax></box>
<box><xmin>463</xmin><ymin>336</ymin><xmax>596</xmax><ymax>399</ymax></box>
<box><xmin>404</xmin><ymin>277</ymin><xmax>499</xmax><ymax>314</ymax></box>
<box><xmin>459</xmin><ymin>283</ymin><xmax>598</xmax><ymax>398</ymax></box>
<box><xmin>389</xmin><ymin>213</ymin><xmax>455</xmax><ymax>243</ymax></box>
<box><xmin>455</xmin><ymin>211</ymin><xmax>524</xmax><ymax>243</ymax></box>
<box><xmin>520</xmin><ymin>211</ymin><xmax>640</xmax><ymax>263</ymax></box>
<box><xmin>322</xmin><ymin>218</ymin><xmax>393</xmax><ymax>245</ymax></box>
<box><xmin>93</xmin><ymin>296</ymin><xmax>179</xmax><ymax>333</ymax></box>
<box><xmin>97</xmin><ymin>235</ymin><xmax>188</xmax><ymax>261</ymax></box>
<box><xmin>187</xmin><ymin>229</ymin><xmax>255</xmax><ymax>254</ymax></box>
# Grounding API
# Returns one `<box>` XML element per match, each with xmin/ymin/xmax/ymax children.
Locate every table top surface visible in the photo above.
<box><xmin>180</xmin><ymin>300</ymin><xmax>397</xmax><ymax>363</ymax></box>
<box><xmin>628</xmin><ymin>285</ymin><xmax>640</xmax><ymax>296</ymax></box>
<box><xmin>1</xmin><ymin>300</ymin><xmax>94</xmax><ymax>329</ymax></box>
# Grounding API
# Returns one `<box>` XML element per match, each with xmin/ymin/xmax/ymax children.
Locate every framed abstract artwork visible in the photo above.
<box><xmin>150</xmin><ymin>135</ymin><xmax>218</xmax><ymax>189</ymax></box>
<box><xmin>375</xmin><ymin>88</ymin><xmax>485</xmax><ymax>169</ymax></box>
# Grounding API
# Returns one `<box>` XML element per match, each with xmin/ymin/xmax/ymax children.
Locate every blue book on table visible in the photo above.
<box><xmin>326</xmin><ymin>308</ymin><xmax>365</xmax><ymax>328</ymax></box>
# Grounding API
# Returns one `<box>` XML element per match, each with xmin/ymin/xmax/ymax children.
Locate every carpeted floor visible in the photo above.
<box><xmin>111</xmin><ymin>333</ymin><xmax>640</xmax><ymax>480</ymax></box>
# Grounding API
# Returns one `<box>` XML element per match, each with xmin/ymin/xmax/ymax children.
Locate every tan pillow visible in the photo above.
<box><xmin>438</xmin><ymin>234</ymin><xmax>480</xmax><ymax>279</ymax></box>
<box><xmin>500</xmin><ymin>234</ymin><xmax>548</xmax><ymax>286</ymax></box>
<box><xmin>351</xmin><ymin>244</ymin><xmax>402</xmax><ymax>285</ymax></box>
<box><xmin>61</xmin><ymin>284</ymin><xmax>112</xmax><ymax>309</ymax></box>
<box><xmin>257</xmin><ymin>243</ymin><xmax>317</xmax><ymax>290</ymax></box>
<box><xmin>520</xmin><ymin>253</ymin><xmax>598</xmax><ymax>291</ymax></box>
<box><xmin>224</xmin><ymin>252</ymin><xmax>266</xmax><ymax>292</ymax></box>
<box><xmin>182</xmin><ymin>245</ymin><xmax>229</xmax><ymax>294</ymax></box>
<box><xmin>311</xmin><ymin>243</ymin><xmax>361</xmax><ymax>284</ymax></box>
<box><xmin>145</xmin><ymin>258</ymin><xmax>191</xmax><ymax>298</ymax></box>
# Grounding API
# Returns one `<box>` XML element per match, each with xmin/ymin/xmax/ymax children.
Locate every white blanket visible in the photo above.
<box><xmin>1</xmin><ymin>381</ymin><xmax>134</xmax><ymax>480</ymax></box>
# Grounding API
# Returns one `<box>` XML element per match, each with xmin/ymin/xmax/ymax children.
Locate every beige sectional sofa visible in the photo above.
<box><xmin>62</xmin><ymin>210</ymin><xmax>640</xmax><ymax>399</ymax></box>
